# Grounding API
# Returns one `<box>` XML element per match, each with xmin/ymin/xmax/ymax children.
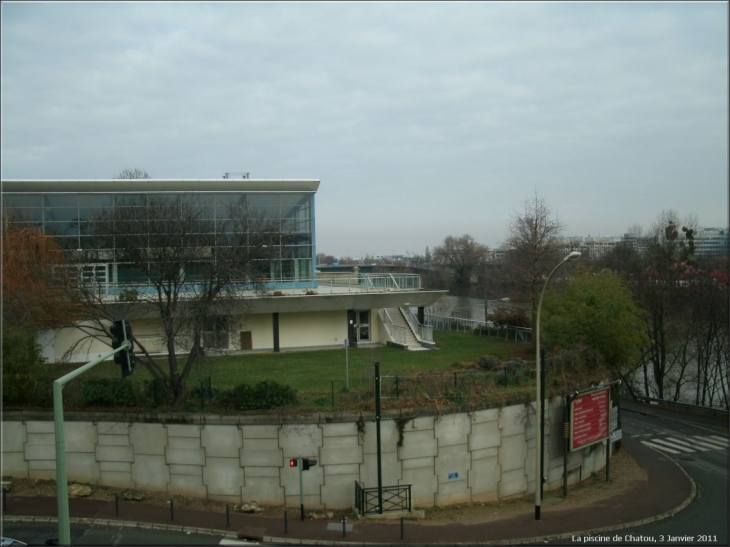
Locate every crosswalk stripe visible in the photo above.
<box><xmin>647</xmin><ymin>438</ymin><xmax>695</xmax><ymax>452</ymax></box>
<box><xmin>707</xmin><ymin>435</ymin><xmax>728</xmax><ymax>444</ymax></box>
<box><xmin>704</xmin><ymin>435</ymin><xmax>729</xmax><ymax>445</ymax></box>
<box><xmin>642</xmin><ymin>440</ymin><xmax>681</xmax><ymax>455</ymax></box>
<box><xmin>666</xmin><ymin>437</ymin><xmax>710</xmax><ymax>451</ymax></box>
<box><xmin>692</xmin><ymin>436</ymin><xmax>728</xmax><ymax>449</ymax></box>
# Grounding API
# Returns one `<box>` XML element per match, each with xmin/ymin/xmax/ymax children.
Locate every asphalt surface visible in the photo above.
<box><xmin>2</xmin><ymin>431</ymin><xmax>696</xmax><ymax>546</ymax></box>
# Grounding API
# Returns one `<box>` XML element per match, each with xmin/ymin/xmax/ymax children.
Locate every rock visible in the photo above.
<box><xmin>122</xmin><ymin>490</ymin><xmax>144</xmax><ymax>501</ymax></box>
<box><xmin>68</xmin><ymin>484</ymin><xmax>92</xmax><ymax>497</ymax></box>
<box><xmin>326</xmin><ymin>511</ymin><xmax>334</xmax><ymax>519</ymax></box>
<box><xmin>240</xmin><ymin>501</ymin><xmax>263</xmax><ymax>513</ymax></box>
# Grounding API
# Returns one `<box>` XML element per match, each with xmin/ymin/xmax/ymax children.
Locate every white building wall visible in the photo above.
<box><xmin>41</xmin><ymin>308</ymin><xmax>388</xmax><ymax>363</ymax></box>
<box><xmin>278</xmin><ymin>311</ymin><xmax>347</xmax><ymax>349</ymax></box>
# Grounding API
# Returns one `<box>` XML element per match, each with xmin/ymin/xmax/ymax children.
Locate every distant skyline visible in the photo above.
<box><xmin>2</xmin><ymin>2</ymin><xmax>727</xmax><ymax>256</ymax></box>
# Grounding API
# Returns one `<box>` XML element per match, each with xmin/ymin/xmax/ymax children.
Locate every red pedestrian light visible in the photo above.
<box><xmin>289</xmin><ymin>458</ymin><xmax>298</xmax><ymax>468</ymax></box>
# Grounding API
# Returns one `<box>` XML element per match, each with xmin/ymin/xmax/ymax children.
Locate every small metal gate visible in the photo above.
<box><xmin>354</xmin><ymin>481</ymin><xmax>412</xmax><ymax>515</ymax></box>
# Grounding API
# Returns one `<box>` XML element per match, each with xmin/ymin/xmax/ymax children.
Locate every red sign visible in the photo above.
<box><xmin>570</xmin><ymin>387</ymin><xmax>610</xmax><ymax>451</ymax></box>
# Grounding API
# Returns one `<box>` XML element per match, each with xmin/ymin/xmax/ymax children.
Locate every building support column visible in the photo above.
<box><xmin>273</xmin><ymin>313</ymin><xmax>280</xmax><ymax>352</ymax></box>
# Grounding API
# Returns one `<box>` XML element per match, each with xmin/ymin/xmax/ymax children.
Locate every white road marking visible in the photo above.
<box><xmin>642</xmin><ymin>440</ymin><xmax>682</xmax><ymax>455</ymax></box>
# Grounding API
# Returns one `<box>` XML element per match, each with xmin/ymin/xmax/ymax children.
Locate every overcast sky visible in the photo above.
<box><xmin>1</xmin><ymin>2</ymin><xmax>727</xmax><ymax>257</ymax></box>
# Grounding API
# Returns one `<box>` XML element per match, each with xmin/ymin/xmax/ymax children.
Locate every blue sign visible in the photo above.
<box><xmin>448</xmin><ymin>472</ymin><xmax>458</xmax><ymax>479</ymax></box>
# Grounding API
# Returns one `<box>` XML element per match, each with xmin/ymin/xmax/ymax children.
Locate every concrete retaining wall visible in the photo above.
<box><xmin>1</xmin><ymin>398</ymin><xmax>610</xmax><ymax>509</ymax></box>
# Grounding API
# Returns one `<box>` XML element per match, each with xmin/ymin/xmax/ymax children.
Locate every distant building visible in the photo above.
<box><xmin>558</xmin><ymin>236</ymin><xmax>623</xmax><ymax>260</ymax></box>
<box><xmin>694</xmin><ymin>228</ymin><xmax>729</xmax><ymax>257</ymax></box>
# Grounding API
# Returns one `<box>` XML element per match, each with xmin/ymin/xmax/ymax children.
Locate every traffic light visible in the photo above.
<box><xmin>110</xmin><ymin>319</ymin><xmax>135</xmax><ymax>377</ymax></box>
<box><xmin>288</xmin><ymin>457</ymin><xmax>317</xmax><ymax>471</ymax></box>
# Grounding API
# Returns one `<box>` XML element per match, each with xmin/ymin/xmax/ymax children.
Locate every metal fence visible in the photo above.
<box><xmin>355</xmin><ymin>481</ymin><xmax>412</xmax><ymax>515</ymax></box>
<box><xmin>425</xmin><ymin>314</ymin><xmax>532</xmax><ymax>343</ymax></box>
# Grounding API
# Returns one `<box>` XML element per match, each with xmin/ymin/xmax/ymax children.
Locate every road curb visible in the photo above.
<box><xmin>2</xmin><ymin>451</ymin><xmax>697</xmax><ymax>547</ymax></box>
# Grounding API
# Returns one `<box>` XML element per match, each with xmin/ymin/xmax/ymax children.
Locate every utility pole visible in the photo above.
<box><xmin>374</xmin><ymin>361</ymin><xmax>383</xmax><ymax>514</ymax></box>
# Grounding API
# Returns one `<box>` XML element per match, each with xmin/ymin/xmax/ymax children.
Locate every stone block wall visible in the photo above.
<box><xmin>1</xmin><ymin>397</ymin><xmax>610</xmax><ymax>509</ymax></box>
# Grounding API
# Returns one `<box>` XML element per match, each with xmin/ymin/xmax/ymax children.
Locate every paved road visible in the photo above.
<box><xmin>555</xmin><ymin>401</ymin><xmax>729</xmax><ymax>546</ymax></box>
<box><xmin>0</xmin><ymin>522</ymin><xmax>243</xmax><ymax>546</ymax></box>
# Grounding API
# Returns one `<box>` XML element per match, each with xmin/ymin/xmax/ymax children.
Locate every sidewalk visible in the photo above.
<box><xmin>2</xmin><ymin>436</ymin><xmax>695</xmax><ymax>546</ymax></box>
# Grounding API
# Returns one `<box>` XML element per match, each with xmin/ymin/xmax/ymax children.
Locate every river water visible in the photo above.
<box><xmin>428</xmin><ymin>295</ymin><xmax>528</xmax><ymax>322</ymax></box>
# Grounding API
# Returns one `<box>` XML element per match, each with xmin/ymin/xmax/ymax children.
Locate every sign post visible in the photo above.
<box><xmin>345</xmin><ymin>339</ymin><xmax>349</xmax><ymax>390</ymax></box>
<box><xmin>569</xmin><ymin>386</ymin><xmax>611</xmax><ymax>452</ymax></box>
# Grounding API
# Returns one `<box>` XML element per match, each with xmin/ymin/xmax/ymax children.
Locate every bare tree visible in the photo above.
<box><xmin>432</xmin><ymin>234</ymin><xmax>489</xmax><ymax>295</ymax></box>
<box><xmin>504</xmin><ymin>191</ymin><xmax>564</xmax><ymax>322</ymax></box>
<box><xmin>59</xmin><ymin>195</ymin><xmax>281</xmax><ymax>407</ymax></box>
<box><xmin>115</xmin><ymin>168</ymin><xmax>150</xmax><ymax>179</ymax></box>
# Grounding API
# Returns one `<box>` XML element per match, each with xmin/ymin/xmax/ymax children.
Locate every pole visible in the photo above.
<box><xmin>540</xmin><ymin>348</ymin><xmax>546</xmax><ymax>501</ymax></box>
<box><xmin>535</xmin><ymin>251</ymin><xmax>580</xmax><ymax>520</ymax></box>
<box><xmin>534</xmin><ymin>252</ymin><xmax>580</xmax><ymax>521</ymax></box>
<box><xmin>54</xmin><ymin>345</ymin><xmax>127</xmax><ymax>545</ymax></box>
<box><xmin>299</xmin><ymin>456</ymin><xmax>304</xmax><ymax>521</ymax></box>
<box><xmin>563</xmin><ymin>395</ymin><xmax>571</xmax><ymax>497</ymax></box>
<box><xmin>345</xmin><ymin>339</ymin><xmax>349</xmax><ymax>390</ymax></box>
<box><xmin>535</xmin><ymin>279</ymin><xmax>544</xmax><ymax>521</ymax></box>
<box><xmin>374</xmin><ymin>361</ymin><xmax>383</xmax><ymax>514</ymax></box>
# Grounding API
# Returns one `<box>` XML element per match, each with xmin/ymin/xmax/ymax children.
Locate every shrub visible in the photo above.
<box><xmin>220</xmin><ymin>380</ymin><xmax>298</xmax><ymax>411</ymax></box>
<box><xmin>82</xmin><ymin>378</ymin><xmax>139</xmax><ymax>407</ymax></box>
<box><xmin>478</xmin><ymin>355</ymin><xmax>501</xmax><ymax>371</ymax></box>
<box><xmin>118</xmin><ymin>288</ymin><xmax>139</xmax><ymax>302</ymax></box>
<box><xmin>2</xmin><ymin>328</ymin><xmax>45</xmax><ymax>405</ymax></box>
<box><xmin>490</xmin><ymin>309</ymin><xmax>532</xmax><ymax>328</ymax></box>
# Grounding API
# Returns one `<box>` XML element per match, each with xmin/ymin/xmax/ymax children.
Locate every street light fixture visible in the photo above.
<box><xmin>534</xmin><ymin>251</ymin><xmax>580</xmax><ymax>521</ymax></box>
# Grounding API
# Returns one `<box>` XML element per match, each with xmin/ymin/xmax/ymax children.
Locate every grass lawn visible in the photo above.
<box><xmin>43</xmin><ymin>331</ymin><xmax>533</xmax><ymax>412</ymax></box>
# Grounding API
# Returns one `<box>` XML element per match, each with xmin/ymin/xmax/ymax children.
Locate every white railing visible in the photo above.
<box><xmin>319</xmin><ymin>273</ymin><xmax>422</xmax><ymax>292</ymax></box>
<box><xmin>67</xmin><ymin>273</ymin><xmax>425</xmax><ymax>302</ymax></box>
<box><xmin>403</xmin><ymin>308</ymin><xmax>434</xmax><ymax>343</ymax></box>
<box><xmin>425</xmin><ymin>314</ymin><xmax>532</xmax><ymax>343</ymax></box>
<box><xmin>379</xmin><ymin>309</ymin><xmax>408</xmax><ymax>346</ymax></box>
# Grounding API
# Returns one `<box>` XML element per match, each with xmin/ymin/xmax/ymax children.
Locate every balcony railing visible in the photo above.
<box><xmin>69</xmin><ymin>272</ymin><xmax>425</xmax><ymax>303</ymax></box>
<box><xmin>317</xmin><ymin>273</ymin><xmax>422</xmax><ymax>292</ymax></box>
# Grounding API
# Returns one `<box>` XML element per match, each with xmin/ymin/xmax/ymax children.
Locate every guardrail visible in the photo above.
<box><xmin>319</xmin><ymin>273</ymin><xmax>422</xmax><ymax>292</ymax></box>
<box><xmin>403</xmin><ymin>308</ymin><xmax>433</xmax><ymax>343</ymax></box>
<box><xmin>425</xmin><ymin>314</ymin><xmax>532</xmax><ymax>343</ymax></box>
<box><xmin>379</xmin><ymin>309</ymin><xmax>408</xmax><ymax>346</ymax></box>
<box><xmin>355</xmin><ymin>481</ymin><xmax>412</xmax><ymax>515</ymax></box>
<box><xmin>69</xmin><ymin>273</ymin><xmax>424</xmax><ymax>302</ymax></box>
<box><xmin>630</xmin><ymin>395</ymin><xmax>729</xmax><ymax>417</ymax></box>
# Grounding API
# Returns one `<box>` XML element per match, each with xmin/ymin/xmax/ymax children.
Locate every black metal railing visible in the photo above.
<box><xmin>355</xmin><ymin>481</ymin><xmax>412</xmax><ymax>515</ymax></box>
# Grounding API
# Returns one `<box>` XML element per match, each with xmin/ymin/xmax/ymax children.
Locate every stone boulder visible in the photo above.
<box><xmin>122</xmin><ymin>490</ymin><xmax>145</xmax><ymax>501</ymax></box>
<box><xmin>68</xmin><ymin>484</ymin><xmax>92</xmax><ymax>497</ymax></box>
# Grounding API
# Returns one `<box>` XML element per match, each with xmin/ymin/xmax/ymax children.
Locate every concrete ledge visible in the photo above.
<box><xmin>354</xmin><ymin>509</ymin><xmax>425</xmax><ymax>520</ymax></box>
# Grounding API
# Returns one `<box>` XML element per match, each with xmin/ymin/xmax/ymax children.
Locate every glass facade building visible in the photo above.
<box><xmin>3</xmin><ymin>179</ymin><xmax>319</xmax><ymax>290</ymax></box>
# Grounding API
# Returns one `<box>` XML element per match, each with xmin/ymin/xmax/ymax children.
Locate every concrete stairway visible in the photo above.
<box><xmin>385</xmin><ymin>308</ymin><xmax>429</xmax><ymax>351</ymax></box>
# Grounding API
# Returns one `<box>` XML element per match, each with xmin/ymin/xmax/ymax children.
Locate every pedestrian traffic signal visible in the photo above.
<box><xmin>289</xmin><ymin>457</ymin><xmax>317</xmax><ymax>471</ymax></box>
<box><xmin>110</xmin><ymin>319</ymin><xmax>135</xmax><ymax>377</ymax></box>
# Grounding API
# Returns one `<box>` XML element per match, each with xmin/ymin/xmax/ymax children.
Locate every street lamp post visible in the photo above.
<box><xmin>534</xmin><ymin>251</ymin><xmax>580</xmax><ymax>521</ymax></box>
